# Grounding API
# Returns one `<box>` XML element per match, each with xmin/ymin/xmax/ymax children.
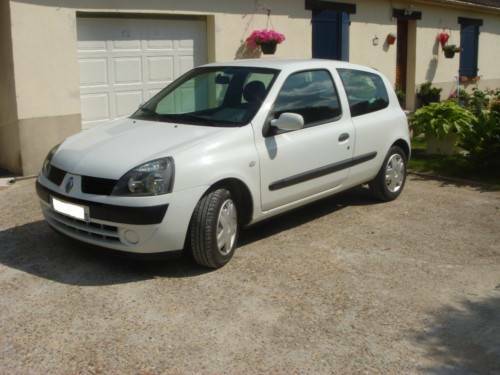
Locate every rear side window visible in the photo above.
<box><xmin>338</xmin><ymin>69</ymin><xmax>389</xmax><ymax>117</ymax></box>
<box><xmin>273</xmin><ymin>69</ymin><xmax>341</xmax><ymax>127</ymax></box>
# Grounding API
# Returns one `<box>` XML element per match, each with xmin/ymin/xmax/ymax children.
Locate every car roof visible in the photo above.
<box><xmin>202</xmin><ymin>58</ymin><xmax>380</xmax><ymax>75</ymax></box>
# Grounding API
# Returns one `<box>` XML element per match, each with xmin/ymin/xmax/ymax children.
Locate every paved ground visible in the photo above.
<box><xmin>0</xmin><ymin>177</ymin><xmax>499</xmax><ymax>374</ymax></box>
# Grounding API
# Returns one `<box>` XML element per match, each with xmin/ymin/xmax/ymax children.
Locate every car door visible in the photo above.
<box><xmin>254</xmin><ymin>68</ymin><xmax>354</xmax><ymax>212</ymax></box>
<box><xmin>337</xmin><ymin>68</ymin><xmax>399</xmax><ymax>184</ymax></box>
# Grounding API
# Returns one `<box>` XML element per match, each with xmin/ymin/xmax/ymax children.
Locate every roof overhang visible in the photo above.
<box><xmin>412</xmin><ymin>0</ymin><xmax>500</xmax><ymax>14</ymax></box>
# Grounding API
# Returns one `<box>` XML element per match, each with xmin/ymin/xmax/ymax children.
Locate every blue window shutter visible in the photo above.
<box><xmin>312</xmin><ymin>10</ymin><xmax>340</xmax><ymax>59</ymax></box>
<box><xmin>459</xmin><ymin>23</ymin><xmax>479</xmax><ymax>77</ymax></box>
<box><xmin>312</xmin><ymin>10</ymin><xmax>350</xmax><ymax>61</ymax></box>
<box><xmin>340</xmin><ymin>12</ymin><xmax>350</xmax><ymax>61</ymax></box>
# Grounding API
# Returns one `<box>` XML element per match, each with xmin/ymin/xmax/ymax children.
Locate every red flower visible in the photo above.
<box><xmin>246</xmin><ymin>29</ymin><xmax>286</xmax><ymax>48</ymax></box>
<box><xmin>437</xmin><ymin>32</ymin><xmax>450</xmax><ymax>48</ymax></box>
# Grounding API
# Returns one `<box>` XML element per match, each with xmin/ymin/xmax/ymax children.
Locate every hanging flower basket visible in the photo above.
<box><xmin>443</xmin><ymin>44</ymin><xmax>460</xmax><ymax>58</ymax></box>
<box><xmin>260</xmin><ymin>41</ymin><xmax>277</xmax><ymax>54</ymax></box>
<box><xmin>246</xmin><ymin>29</ymin><xmax>286</xmax><ymax>55</ymax></box>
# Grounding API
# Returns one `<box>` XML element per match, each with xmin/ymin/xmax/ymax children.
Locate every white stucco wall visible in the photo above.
<box><xmin>413</xmin><ymin>1</ymin><xmax>500</xmax><ymax>97</ymax></box>
<box><xmin>350</xmin><ymin>0</ymin><xmax>398</xmax><ymax>85</ymax></box>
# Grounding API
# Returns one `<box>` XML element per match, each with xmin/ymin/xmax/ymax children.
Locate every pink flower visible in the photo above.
<box><xmin>246</xmin><ymin>29</ymin><xmax>286</xmax><ymax>48</ymax></box>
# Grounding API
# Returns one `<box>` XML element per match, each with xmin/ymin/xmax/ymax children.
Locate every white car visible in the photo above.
<box><xmin>37</xmin><ymin>59</ymin><xmax>410</xmax><ymax>268</ymax></box>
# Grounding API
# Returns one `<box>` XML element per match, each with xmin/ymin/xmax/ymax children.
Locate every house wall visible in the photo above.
<box><xmin>3</xmin><ymin>0</ymin><xmax>500</xmax><ymax>174</ymax></box>
<box><xmin>349</xmin><ymin>0</ymin><xmax>398</xmax><ymax>87</ymax></box>
<box><xmin>348</xmin><ymin>0</ymin><xmax>500</xmax><ymax>104</ymax></box>
<box><xmin>412</xmin><ymin>1</ymin><xmax>500</xmax><ymax>99</ymax></box>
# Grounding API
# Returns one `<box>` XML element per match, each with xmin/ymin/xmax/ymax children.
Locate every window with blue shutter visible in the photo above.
<box><xmin>458</xmin><ymin>17</ymin><xmax>482</xmax><ymax>78</ymax></box>
<box><xmin>306</xmin><ymin>1</ymin><xmax>356</xmax><ymax>62</ymax></box>
<box><xmin>312</xmin><ymin>10</ymin><xmax>350</xmax><ymax>61</ymax></box>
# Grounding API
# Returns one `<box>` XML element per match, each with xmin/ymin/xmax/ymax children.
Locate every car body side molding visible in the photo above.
<box><xmin>268</xmin><ymin>151</ymin><xmax>377</xmax><ymax>191</ymax></box>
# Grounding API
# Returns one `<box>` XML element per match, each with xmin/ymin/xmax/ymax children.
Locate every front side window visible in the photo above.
<box><xmin>338</xmin><ymin>69</ymin><xmax>389</xmax><ymax>117</ymax></box>
<box><xmin>272</xmin><ymin>69</ymin><xmax>341</xmax><ymax>127</ymax></box>
<box><xmin>132</xmin><ymin>67</ymin><xmax>279</xmax><ymax>127</ymax></box>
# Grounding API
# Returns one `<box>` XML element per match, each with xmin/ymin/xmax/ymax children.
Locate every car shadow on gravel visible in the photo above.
<box><xmin>0</xmin><ymin>221</ymin><xmax>210</xmax><ymax>286</ymax></box>
<box><xmin>239</xmin><ymin>185</ymin><xmax>381</xmax><ymax>245</ymax></box>
<box><xmin>0</xmin><ymin>185</ymin><xmax>380</xmax><ymax>286</ymax></box>
<box><xmin>409</xmin><ymin>173</ymin><xmax>500</xmax><ymax>193</ymax></box>
<box><xmin>413</xmin><ymin>294</ymin><xmax>500</xmax><ymax>374</ymax></box>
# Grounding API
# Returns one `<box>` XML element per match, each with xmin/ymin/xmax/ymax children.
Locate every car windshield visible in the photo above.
<box><xmin>131</xmin><ymin>66</ymin><xmax>279</xmax><ymax>127</ymax></box>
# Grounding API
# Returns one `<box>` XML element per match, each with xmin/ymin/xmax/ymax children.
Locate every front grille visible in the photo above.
<box><xmin>81</xmin><ymin>176</ymin><xmax>117</xmax><ymax>195</ymax></box>
<box><xmin>45</xmin><ymin>208</ymin><xmax>120</xmax><ymax>243</ymax></box>
<box><xmin>47</xmin><ymin>165</ymin><xmax>66</xmax><ymax>185</ymax></box>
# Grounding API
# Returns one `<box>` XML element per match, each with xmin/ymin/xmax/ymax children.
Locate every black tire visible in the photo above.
<box><xmin>370</xmin><ymin>145</ymin><xmax>407</xmax><ymax>202</ymax></box>
<box><xmin>188</xmin><ymin>188</ymin><xmax>239</xmax><ymax>269</ymax></box>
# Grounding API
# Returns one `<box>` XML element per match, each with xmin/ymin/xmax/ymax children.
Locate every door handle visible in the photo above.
<box><xmin>338</xmin><ymin>133</ymin><xmax>350</xmax><ymax>142</ymax></box>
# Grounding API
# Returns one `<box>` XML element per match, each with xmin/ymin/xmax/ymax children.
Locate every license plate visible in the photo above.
<box><xmin>51</xmin><ymin>196</ymin><xmax>89</xmax><ymax>221</ymax></box>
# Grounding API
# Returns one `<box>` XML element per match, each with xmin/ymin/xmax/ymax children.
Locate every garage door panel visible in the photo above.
<box><xmin>146</xmin><ymin>39</ymin><xmax>174</xmax><ymax>50</ymax></box>
<box><xmin>111</xmin><ymin>39</ymin><xmax>142</xmax><ymax>51</ymax></box>
<box><xmin>179</xmin><ymin>55</ymin><xmax>195</xmax><ymax>75</ymax></box>
<box><xmin>81</xmin><ymin>94</ymin><xmax>110</xmax><ymax>122</ymax></box>
<box><xmin>113</xmin><ymin>57</ymin><xmax>142</xmax><ymax>84</ymax></box>
<box><xmin>79</xmin><ymin>58</ymin><xmax>108</xmax><ymax>87</ymax></box>
<box><xmin>78</xmin><ymin>40</ymin><xmax>107</xmax><ymax>53</ymax></box>
<box><xmin>147</xmin><ymin>88</ymin><xmax>163</xmax><ymax>100</ymax></box>
<box><xmin>77</xmin><ymin>17</ymin><xmax>207</xmax><ymax>129</ymax></box>
<box><xmin>115</xmin><ymin>91</ymin><xmax>143</xmax><ymax>117</ymax></box>
<box><xmin>147</xmin><ymin>56</ymin><xmax>174</xmax><ymax>83</ymax></box>
<box><xmin>178</xmin><ymin>39</ymin><xmax>195</xmax><ymax>49</ymax></box>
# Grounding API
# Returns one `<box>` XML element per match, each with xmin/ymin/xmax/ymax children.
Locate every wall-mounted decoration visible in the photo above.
<box><xmin>386</xmin><ymin>33</ymin><xmax>397</xmax><ymax>45</ymax></box>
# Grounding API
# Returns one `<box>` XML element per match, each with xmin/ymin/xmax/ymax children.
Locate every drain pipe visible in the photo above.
<box><xmin>7</xmin><ymin>175</ymin><xmax>37</xmax><ymax>184</ymax></box>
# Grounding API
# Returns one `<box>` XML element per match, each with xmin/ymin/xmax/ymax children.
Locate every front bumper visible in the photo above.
<box><xmin>36</xmin><ymin>178</ymin><xmax>208</xmax><ymax>254</ymax></box>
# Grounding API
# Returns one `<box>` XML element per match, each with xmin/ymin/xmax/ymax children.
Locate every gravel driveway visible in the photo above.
<box><xmin>1</xmin><ymin>177</ymin><xmax>499</xmax><ymax>374</ymax></box>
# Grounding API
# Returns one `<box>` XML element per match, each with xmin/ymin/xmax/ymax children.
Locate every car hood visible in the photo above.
<box><xmin>51</xmin><ymin>118</ymin><xmax>228</xmax><ymax>179</ymax></box>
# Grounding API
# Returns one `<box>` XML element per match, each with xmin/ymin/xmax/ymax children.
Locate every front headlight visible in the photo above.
<box><xmin>111</xmin><ymin>157</ymin><xmax>175</xmax><ymax>196</ymax></box>
<box><xmin>41</xmin><ymin>144</ymin><xmax>60</xmax><ymax>177</ymax></box>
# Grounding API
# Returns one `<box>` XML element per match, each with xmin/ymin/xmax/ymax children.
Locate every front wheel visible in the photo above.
<box><xmin>370</xmin><ymin>146</ymin><xmax>407</xmax><ymax>202</ymax></box>
<box><xmin>188</xmin><ymin>188</ymin><xmax>239</xmax><ymax>268</ymax></box>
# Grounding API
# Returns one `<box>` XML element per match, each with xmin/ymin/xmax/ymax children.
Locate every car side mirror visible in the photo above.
<box><xmin>270</xmin><ymin>113</ymin><xmax>304</xmax><ymax>132</ymax></box>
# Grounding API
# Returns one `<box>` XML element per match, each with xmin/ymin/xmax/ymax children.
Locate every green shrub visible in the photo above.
<box><xmin>417</xmin><ymin>82</ymin><xmax>442</xmax><ymax>107</ymax></box>
<box><xmin>459</xmin><ymin>105</ymin><xmax>500</xmax><ymax>170</ymax></box>
<box><xmin>459</xmin><ymin>88</ymin><xmax>500</xmax><ymax>114</ymax></box>
<box><xmin>410</xmin><ymin>101</ymin><xmax>476</xmax><ymax>139</ymax></box>
<box><xmin>490</xmin><ymin>98</ymin><xmax>500</xmax><ymax>113</ymax></box>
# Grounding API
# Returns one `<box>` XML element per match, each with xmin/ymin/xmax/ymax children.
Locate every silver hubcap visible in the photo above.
<box><xmin>216</xmin><ymin>199</ymin><xmax>238</xmax><ymax>255</ymax></box>
<box><xmin>385</xmin><ymin>154</ymin><xmax>405</xmax><ymax>193</ymax></box>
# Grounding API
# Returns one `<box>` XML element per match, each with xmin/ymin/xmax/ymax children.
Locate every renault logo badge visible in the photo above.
<box><xmin>65</xmin><ymin>176</ymin><xmax>74</xmax><ymax>194</ymax></box>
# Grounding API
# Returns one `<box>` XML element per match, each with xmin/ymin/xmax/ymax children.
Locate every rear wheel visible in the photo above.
<box><xmin>189</xmin><ymin>188</ymin><xmax>239</xmax><ymax>268</ymax></box>
<box><xmin>370</xmin><ymin>146</ymin><xmax>407</xmax><ymax>201</ymax></box>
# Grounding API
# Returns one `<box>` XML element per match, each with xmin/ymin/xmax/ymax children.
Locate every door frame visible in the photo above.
<box><xmin>392</xmin><ymin>8</ymin><xmax>420</xmax><ymax>110</ymax></box>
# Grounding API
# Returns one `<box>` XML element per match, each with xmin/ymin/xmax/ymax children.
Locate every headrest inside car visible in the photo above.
<box><xmin>243</xmin><ymin>81</ymin><xmax>266</xmax><ymax>103</ymax></box>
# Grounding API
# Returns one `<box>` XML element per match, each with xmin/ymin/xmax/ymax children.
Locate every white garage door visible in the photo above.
<box><xmin>77</xmin><ymin>17</ymin><xmax>207</xmax><ymax>129</ymax></box>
